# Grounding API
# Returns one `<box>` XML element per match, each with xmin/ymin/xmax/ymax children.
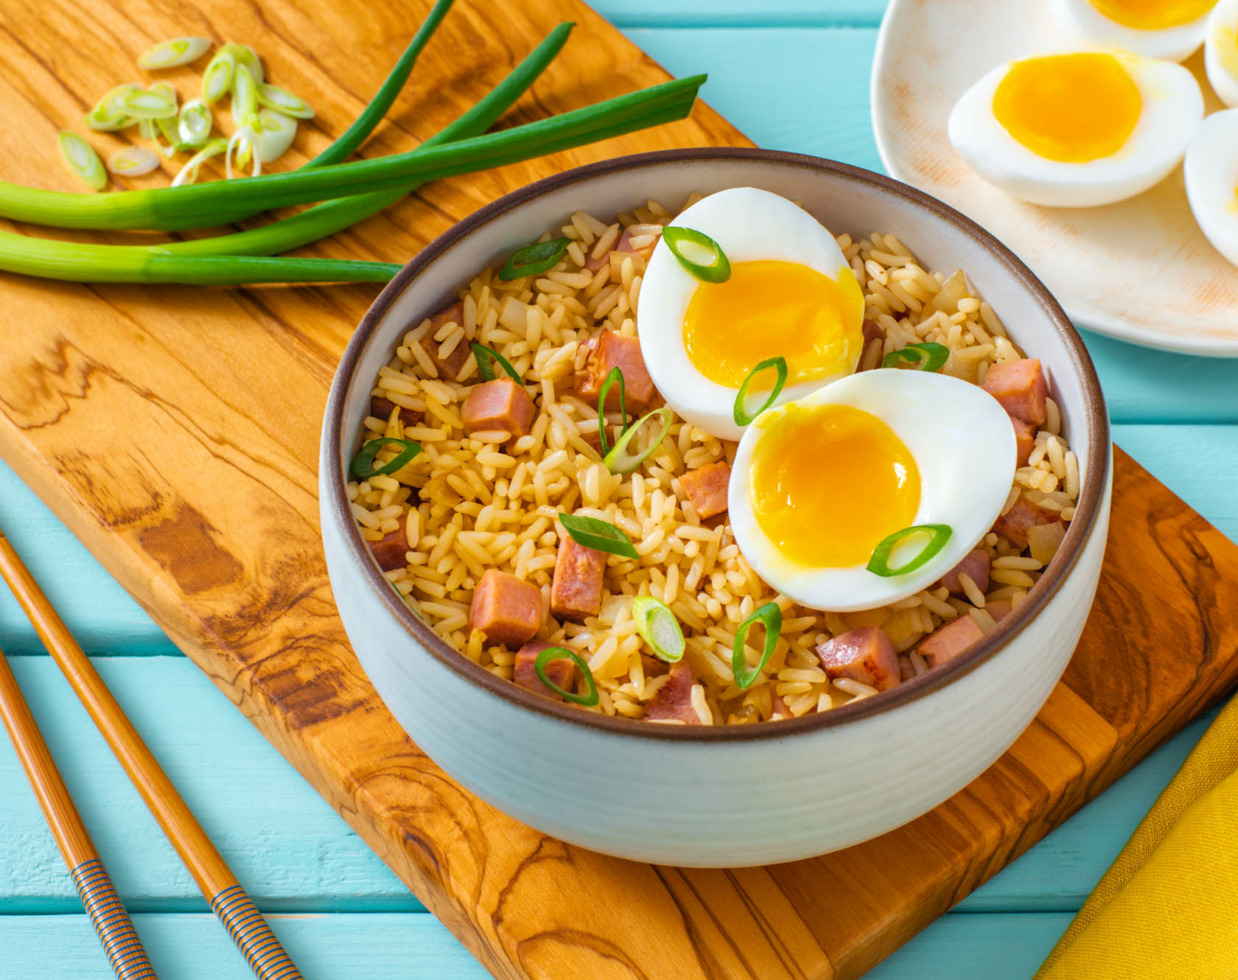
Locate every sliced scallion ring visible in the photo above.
<box><xmin>604</xmin><ymin>408</ymin><xmax>672</xmax><ymax>475</ymax></box>
<box><xmin>225</xmin><ymin>126</ymin><xmax>261</xmax><ymax>179</ymax></box>
<box><xmin>252</xmin><ymin>109</ymin><xmax>297</xmax><ymax>163</ymax></box>
<box><xmin>631</xmin><ymin>596</ymin><xmax>684</xmax><ymax>663</ymax></box>
<box><xmin>498</xmin><ymin>237</ymin><xmax>570</xmax><ymax>281</ymax></box>
<box><xmin>137</xmin><ymin>36</ymin><xmax>212</xmax><ymax>70</ymax></box>
<box><xmin>558</xmin><ymin>512</ymin><xmax>639</xmax><ymax>560</ymax></box>
<box><xmin>882</xmin><ymin>342</ymin><xmax>950</xmax><ymax>372</ymax></box>
<box><xmin>84</xmin><ymin>83</ymin><xmax>139</xmax><ymax>131</ymax></box>
<box><xmin>121</xmin><ymin>86</ymin><xmax>178</xmax><ymax>120</ymax></box>
<box><xmin>57</xmin><ymin>132</ymin><xmax>107</xmax><ymax>191</ymax></box>
<box><xmin>662</xmin><ymin>226</ymin><xmax>730</xmax><ymax>283</ymax></box>
<box><xmin>866</xmin><ymin>524</ymin><xmax>953</xmax><ymax>577</ymax></box>
<box><xmin>732</xmin><ymin>601</ymin><xmax>782</xmax><ymax>691</ymax></box>
<box><xmin>170</xmin><ymin>138</ymin><xmax>227</xmax><ymax>187</ymax></box>
<box><xmin>470</xmin><ymin>343</ymin><xmax>522</xmax><ymax>383</ymax></box>
<box><xmin>201</xmin><ymin>49</ymin><xmax>236</xmax><ymax>104</ymax></box>
<box><xmin>107</xmin><ymin>145</ymin><xmax>160</xmax><ymax>177</ymax></box>
<box><xmin>732</xmin><ymin>356</ymin><xmax>788</xmax><ymax>427</ymax></box>
<box><xmin>231</xmin><ymin>65</ymin><xmax>260</xmax><ymax>128</ymax></box>
<box><xmin>256</xmin><ymin>83</ymin><xmax>315</xmax><ymax>120</ymax></box>
<box><xmin>177</xmin><ymin>98</ymin><xmax>213</xmax><ymax>146</ymax></box>
<box><xmin>350</xmin><ymin>437</ymin><xmax>422</xmax><ymax>480</ymax></box>
<box><xmin>220</xmin><ymin>42</ymin><xmax>264</xmax><ymax>85</ymax></box>
<box><xmin>596</xmin><ymin>366</ymin><xmax>627</xmax><ymax>456</ymax></box>
<box><xmin>533</xmin><ymin>646</ymin><xmax>599</xmax><ymax>706</ymax></box>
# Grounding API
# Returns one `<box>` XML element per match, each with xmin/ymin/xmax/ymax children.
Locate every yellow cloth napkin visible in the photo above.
<box><xmin>1035</xmin><ymin>695</ymin><xmax>1238</xmax><ymax>980</ymax></box>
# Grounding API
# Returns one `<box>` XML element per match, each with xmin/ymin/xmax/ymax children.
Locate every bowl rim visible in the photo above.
<box><xmin>323</xmin><ymin>145</ymin><xmax>1111</xmax><ymax>743</ymax></box>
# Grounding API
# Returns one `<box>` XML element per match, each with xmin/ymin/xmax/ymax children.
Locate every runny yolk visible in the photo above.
<box><xmin>1089</xmin><ymin>0</ymin><xmax>1215</xmax><ymax>29</ymax></box>
<box><xmin>992</xmin><ymin>53</ymin><xmax>1142</xmax><ymax>163</ymax></box>
<box><xmin>749</xmin><ymin>403</ymin><xmax>921</xmax><ymax>569</ymax></box>
<box><xmin>682</xmin><ymin>259</ymin><xmax>864</xmax><ymax>389</ymax></box>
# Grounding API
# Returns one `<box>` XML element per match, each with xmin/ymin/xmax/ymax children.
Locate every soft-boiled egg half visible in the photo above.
<box><xmin>949</xmin><ymin>50</ymin><xmax>1203</xmax><ymax>207</ymax></box>
<box><xmin>638</xmin><ymin>187</ymin><xmax>864</xmax><ymax>442</ymax></box>
<box><xmin>1045</xmin><ymin>0</ymin><xmax>1217</xmax><ymax>62</ymax></box>
<box><xmin>1206</xmin><ymin>0</ymin><xmax>1238</xmax><ymax>106</ymax></box>
<box><xmin>728</xmin><ymin>370</ymin><xmax>1018</xmax><ymax>613</ymax></box>
<box><xmin>1184</xmin><ymin>108</ymin><xmax>1238</xmax><ymax>263</ymax></box>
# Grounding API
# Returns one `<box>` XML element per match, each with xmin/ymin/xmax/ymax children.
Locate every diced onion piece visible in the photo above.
<box><xmin>137</xmin><ymin>36</ymin><xmax>212</xmax><ymax>70</ymax></box>
<box><xmin>732</xmin><ymin>601</ymin><xmax>782</xmax><ymax>690</ymax></box>
<box><xmin>121</xmin><ymin>86</ymin><xmax>178</xmax><ymax>119</ymax></box>
<box><xmin>220</xmin><ymin>42</ymin><xmax>264</xmax><ymax>85</ymax></box>
<box><xmin>84</xmin><ymin>83</ymin><xmax>139</xmax><ymax>131</ymax></box>
<box><xmin>107</xmin><ymin>145</ymin><xmax>160</xmax><ymax>176</ymax></box>
<box><xmin>929</xmin><ymin>269</ymin><xmax>970</xmax><ymax>315</ymax></box>
<box><xmin>201</xmin><ymin>49</ymin><xmax>236</xmax><ymax>104</ymax></box>
<box><xmin>225</xmin><ymin>126</ymin><xmax>261</xmax><ymax>179</ymax></box>
<box><xmin>170</xmin><ymin>137</ymin><xmax>227</xmax><ymax>187</ymax></box>
<box><xmin>57</xmin><ymin>132</ymin><xmax>107</xmax><ymax>191</ymax></box>
<box><xmin>631</xmin><ymin>596</ymin><xmax>685</xmax><ymax>663</ymax></box>
<box><xmin>252</xmin><ymin>108</ymin><xmax>297</xmax><ymax>163</ymax></box>
<box><xmin>1027</xmin><ymin>521</ymin><xmax>1066</xmax><ymax>565</ymax></box>
<box><xmin>177</xmin><ymin>98</ymin><xmax>213</xmax><ymax>146</ymax></box>
<box><xmin>256</xmin><ymin>83</ymin><xmax>315</xmax><ymax>119</ymax></box>
<box><xmin>231</xmin><ymin>64</ymin><xmax>260</xmax><ymax>129</ymax></box>
<box><xmin>604</xmin><ymin>408</ymin><xmax>672</xmax><ymax>475</ymax></box>
<box><xmin>533</xmin><ymin>646</ymin><xmax>599</xmax><ymax>706</ymax></box>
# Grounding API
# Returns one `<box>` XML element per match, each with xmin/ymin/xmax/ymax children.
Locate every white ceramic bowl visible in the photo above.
<box><xmin>320</xmin><ymin>148</ymin><xmax>1112</xmax><ymax>868</ymax></box>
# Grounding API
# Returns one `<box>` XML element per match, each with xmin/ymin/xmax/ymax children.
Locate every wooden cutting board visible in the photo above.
<box><xmin>2</xmin><ymin>2</ymin><xmax>1237</xmax><ymax>978</ymax></box>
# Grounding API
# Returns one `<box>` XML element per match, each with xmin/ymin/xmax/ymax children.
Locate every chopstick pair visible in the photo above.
<box><xmin>0</xmin><ymin>527</ymin><xmax>303</xmax><ymax>980</ymax></box>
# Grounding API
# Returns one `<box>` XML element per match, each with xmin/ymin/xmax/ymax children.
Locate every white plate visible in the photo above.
<box><xmin>871</xmin><ymin>0</ymin><xmax>1238</xmax><ymax>356</ymax></box>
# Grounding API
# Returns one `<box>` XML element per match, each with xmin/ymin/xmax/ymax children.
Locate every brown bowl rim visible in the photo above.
<box><xmin>324</xmin><ymin>146</ymin><xmax>1110</xmax><ymax>743</ymax></box>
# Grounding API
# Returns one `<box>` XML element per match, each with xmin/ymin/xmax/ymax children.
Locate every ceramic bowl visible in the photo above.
<box><xmin>320</xmin><ymin>148</ymin><xmax>1112</xmax><ymax>868</ymax></box>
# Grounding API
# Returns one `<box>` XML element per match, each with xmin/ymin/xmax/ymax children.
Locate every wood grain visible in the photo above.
<box><xmin>0</xmin><ymin>3</ymin><xmax>1236</xmax><ymax>979</ymax></box>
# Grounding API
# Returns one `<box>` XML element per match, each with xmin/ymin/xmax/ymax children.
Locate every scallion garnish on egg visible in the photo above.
<box><xmin>662</xmin><ymin>225</ymin><xmax>730</xmax><ymax>283</ymax></box>
<box><xmin>597</xmin><ymin>366</ymin><xmax>628</xmax><ymax>456</ymax></box>
<box><xmin>882</xmin><ymin>342</ymin><xmax>949</xmax><ymax>372</ymax></box>
<box><xmin>732</xmin><ymin>355</ymin><xmax>788</xmax><ymax>427</ymax></box>
<box><xmin>558</xmin><ymin>512</ymin><xmax>640</xmax><ymax>559</ymax></box>
<box><xmin>604</xmin><ymin>408</ymin><xmax>672</xmax><ymax>475</ymax></box>
<box><xmin>498</xmin><ymin>237</ymin><xmax>571</xmax><ymax>281</ymax></box>
<box><xmin>471</xmin><ymin>343</ymin><xmax>523</xmax><ymax>383</ymax></box>
<box><xmin>350</xmin><ymin>437</ymin><xmax>422</xmax><ymax>480</ymax></box>
<box><xmin>732</xmin><ymin>601</ymin><xmax>782</xmax><ymax>690</ymax></box>
<box><xmin>534</xmin><ymin>646</ymin><xmax>599</xmax><ymax>706</ymax></box>
<box><xmin>631</xmin><ymin>596</ymin><xmax>685</xmax><ymax>663</ymax></box>
<box><xmin>866</xmin><ymin>524</ymin><xmax>953</xmax><ymax>578</ymax></box>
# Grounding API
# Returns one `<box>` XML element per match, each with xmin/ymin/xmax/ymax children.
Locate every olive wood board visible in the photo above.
<box><xmin>1</xmin><ymin>1</ymin><xmax>1236</xmax><ymax>978</ymax></box>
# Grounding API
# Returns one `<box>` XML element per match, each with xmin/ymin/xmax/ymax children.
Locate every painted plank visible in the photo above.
<box><xmin>591</xmin><ymin>0</ymin><xmax>889</xmax><ymax>28</ymax></box>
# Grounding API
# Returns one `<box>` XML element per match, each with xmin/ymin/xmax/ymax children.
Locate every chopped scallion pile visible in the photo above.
<box><xmin>732</xmin><ymin>356</ymin><xmax>788</xmax><ymax>427</ymax></box>
<box><xmin>558</xmin><ymin>512</ymin><xmax>640</xmax><ymax>559</ymax></box>
<box><xmin>662</xmin><ymin>226</ymin><xmax>730</xmax><ymax>283</ymax></box>
<box><xmin>732</xmin><ymin>602</ymin><xmax>782</xmax><ymax>690</ymax></box>
<box><xmin>631</xmin><ymin>596</ymin><xmax>684</xmax><ymax>663</ymax></box>
<box><xmin>534</xmin><ymin>646</ymin><xmax>599</xmax><ymax>706</ymax></box>
<box><xmin>866</xmin><ymin>524</ymin><xmax>953</xmax><ymax>577</ymax></box>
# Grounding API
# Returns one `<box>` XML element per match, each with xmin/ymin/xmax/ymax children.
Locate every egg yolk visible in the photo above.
<box><xmin>992</xmin><ymin>53</ymin><xmax>1142</xmax><ymax>163</ymax></box>
<box><xmin>1089</xmin><ymin>0</ymin><xmax>1215</xmax><ymax>29</ymax></box>
<box><xmin>682</xmin><ymin>260</ymin><xmax>864</xmax><ymax>389</ymax></box>
<box><xmin>749</xmin><ymin>403</ymin><xmax>921</xmax><ymax>569</ymax></box>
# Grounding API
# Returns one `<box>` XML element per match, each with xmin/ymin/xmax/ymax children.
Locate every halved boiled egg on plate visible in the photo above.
<box><xmin>948</xmin><ymin>50</ymin><xmax>1204</xmax><ymax>207</ymax></box>
<box><xmin>1045</xmin><ymin>0</ymin><xmax>1217</xmax><ymax>62</ymax></box>
<box><xmin>638</xmin><ymin>186</ymin><xmax>865</xmax><ymax>442</ymax></box>
<box><xmin>1205</xmin><ymin>0</ymin><xmax>1238</xmax><ymax>106</ymax></box>
<box><xmin>1184</xmin><ymin>107</ymin><xmax>1238</xmax><ymax>263</ymax></box>
<box><xmin>728</xmin><ymin>370</ymin><xmax>1018</xmax><ymax>613</ymax></box>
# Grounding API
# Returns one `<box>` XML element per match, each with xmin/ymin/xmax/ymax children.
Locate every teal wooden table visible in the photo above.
<box><xmin>2</xmin><ymin>2</ymin><xmax>1236</xmax><ymax>976</ymax></box>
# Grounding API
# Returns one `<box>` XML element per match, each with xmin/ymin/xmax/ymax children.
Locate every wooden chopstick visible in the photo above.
<box><xmin>0</xmin><ymin>530</ymin><xmax>303</xmax><ymax>980</ymax></box>
<box><xmin>0</xmin><ymin>643</ymin><xmax>157</xmax><ymax>980</ymax></box>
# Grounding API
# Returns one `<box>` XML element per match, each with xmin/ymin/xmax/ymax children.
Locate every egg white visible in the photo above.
<box><xmin>1045</xmin><ymin>0</ymin><xmax>1214</xmax><ymax>61</ymax></box>
<box><xmin>638</xmin><ymin>187</ymin><xmax>859</xmax><ymax>442</ymax></box>
<box><xmin>728</xmin><ymin>370</ymin><xmax>1018</xmax><ymax>613</ymax></box>
<box><xmin>948</xmin><ymin>51</ymin><xmax>1204</xmax><ymax>207</ymax></box>
<box><xmin>1205</xmin><ymin>0</ymin><xmax>1238</xmax><ymax>106</ymax></box>
<box><xmin>1184</xmin><ymin>108</ymin><xmax>1238</xmax><ymax>263</ymax></box>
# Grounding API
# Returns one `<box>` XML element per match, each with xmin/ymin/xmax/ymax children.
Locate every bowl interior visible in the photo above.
<box><xmin>324</xmin><ymin>147</ymin><xmax>1110</xmax><ymax>741</ymax></box>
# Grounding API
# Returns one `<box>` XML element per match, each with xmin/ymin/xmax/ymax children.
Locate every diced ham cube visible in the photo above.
<box><xmin>462</xmin><ymin>378</ymin><xmax>535</xmax><ymax>438</ymax></box>
<box><xmin>986</xmin><ymin>599</ymin><xmax>1014</xmax><ymax>623</ymax></box>
<box><xmin>918</xmin><ymin>615</ymin><xmax>984</xmax><ymax>668</ymax></box>
<box><xmin>514</xmin><ymin>640</ymin><xmax>577</xmax><ymax>698</ymax></box>
<box><xmin>815</xmin><ymin>627</ymin><xmax>901</xmax><ymax>692</ymax></box>
<box><xmin>1012</xmin><ymin>417</ymin><xmax>1036</xmax><ymax>467</ymax></box>
<box><xmin>862</xmin><ymin>318</ymin><xmax>885</xmax><ymax>346</ymax></box>
<box><xmin>994</xmin><ymin>496</ymin><xmax>1066</xmax><ymax>550</ymax></box>
<box><xmin>417</xmin><ymin>302</ymin><xmax>470</xmax><ymax>380</ymax></box>
<box><xmin>770</xmin><ymin>691</ymin><xmax>792</xmax><ymax>719</ymax></box>
<box><xmin>550</xmin><ymin>537</ymin><xmax>607</xmax><ymax>622</ymax></box>
<box><xmin>680</xmin><ymin>460</ymin><xmax>731</xmax><ymax>520</ymax></box>
<box><xmin>982</xmin><ymin>358</ymin><xmax>1048</xmax><ymax>426</ymax></box>
<box><xmin>468</xmin><ymin>569</ymin><xmax>542</xmax><ymax>647</ymax></box>
<box><xmin>370</xmin><ymin>395</ymin><xmax>423</xmax><ymax>427</ymax></box>
<box><xmin>645</xmin><ymin>662</ymin><xmax>701</xmax><ymax>724</ymax></box>
<box><xmin>575</xmin><ymin>331</ymin><xmax>655</xmax><ymax>411</ymax></box>
<box><xmin>940</xmin><ymin>549</ymin><xmax>991</xmax><ymax>597</ymax></box>
<box><xmin>369</xmin><ymin>529</ymin><xmax>409</xmax><ymax>572</ymax></box>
